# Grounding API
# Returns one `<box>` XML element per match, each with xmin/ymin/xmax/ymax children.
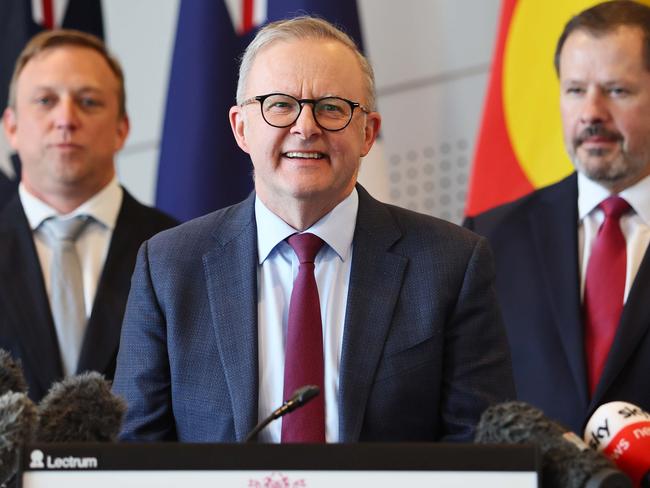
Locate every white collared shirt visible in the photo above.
<box><xmin>20</xmin><ymin>177</ymin><xmax>123</xmax><ymax>316</ymax></box>
<box><xmin>255</xmin><ymin>189</ymin><xmax>358</xmax><ymax>443</ymax></box>
<box><xmin>578</xmin><ymin>172</ymin><xmax>650</xmax><ymax>302</ymax></box>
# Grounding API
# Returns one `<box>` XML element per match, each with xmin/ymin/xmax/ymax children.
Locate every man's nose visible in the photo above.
<box><xmin>579</xmin><ymin>90</ymin><xmax>610</xmax><ymax>125</ymax></box>
<box><xmin>53</xmin><ymin>97</ymin><xmax>80</xmax><ymax>131</ymax></box>
<box><xmin>290</xmin><ymin>103</ymin><xmax>322</xmax><ymax>139</ymax></box>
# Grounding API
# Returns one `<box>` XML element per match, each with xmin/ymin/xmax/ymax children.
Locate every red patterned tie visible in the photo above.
<box><xmin>584</xmin><ymin>196</ymin><xmax>630</xmax><ymax>396</ymax></box>
<box><xmin>281</xmin><ymin>233</ymin><xmax>326</xmax><ymax>443</ymax></box>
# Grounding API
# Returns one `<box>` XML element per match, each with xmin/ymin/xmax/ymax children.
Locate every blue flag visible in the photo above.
<box><xmin>155</xmin><ymin>0</ymin><xmax>364</xmax><ymax>222</ymax></box>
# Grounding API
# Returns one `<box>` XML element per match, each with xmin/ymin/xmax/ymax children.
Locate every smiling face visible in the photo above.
<box><xmin>229</xmin><ymin>38</ymin><xmax>380</xmax><ymax>226</ymax></box>
<box><xmin>559</xmin><ymin>26</ymin><xmax>650</xmax><ymax>192</ymax></box>
<box><xmin>3</xmin><ymin>45</ymin><xmax>129</xmax><ymax>210</ymax></box>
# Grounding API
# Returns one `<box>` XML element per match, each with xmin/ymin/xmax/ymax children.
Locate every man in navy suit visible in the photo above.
<box><xmin>0</xmin><ymin>30</ymin><xmax>176</xmax><ymax>402</ymax></box>
<box><xmin>465</xmin><ymin>1</ymin><xmax>650</xmax><ymax>434</ymax></box>
<box><xmin>113</xmin><ymin>16</ymin><xmax>514</xmax><ymax>443</ymax></box>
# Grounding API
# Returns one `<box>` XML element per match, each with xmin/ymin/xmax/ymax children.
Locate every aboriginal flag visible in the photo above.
<box><xmin>465</xmin><ymin>0</ymin><xmax>650</xmax><ymax>216</ymax></box>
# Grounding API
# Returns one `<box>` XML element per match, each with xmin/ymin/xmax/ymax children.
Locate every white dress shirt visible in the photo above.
<box><xmin>19</xmin><ymin>177</ymin><xmax>123</xmax><ymax>316</ymax></box>
<box><xmin>256</xmin><ymin>189</ymin><xmax>358</xmax><ymax>443</ymax></box>
<box><xmin>578</xmin><ymin>172</ymin><xmax>650</xmax><ymax>302</ymax></box>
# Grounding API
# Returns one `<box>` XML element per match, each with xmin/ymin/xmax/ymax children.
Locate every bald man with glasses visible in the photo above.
<box><xmin>113</xmin><ymin>16</ymin><xmax>514</xmax><ymax>443</ymax></box>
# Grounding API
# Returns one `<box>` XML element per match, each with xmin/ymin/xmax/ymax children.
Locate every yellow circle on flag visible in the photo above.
<box><xmin>502</xmin><ymin>0</ymin><xmax>650</xmax><ymax>188</ymax></box>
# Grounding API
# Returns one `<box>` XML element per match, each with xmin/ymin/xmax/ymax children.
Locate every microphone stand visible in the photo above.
<box><xmin>244</xmin><ymin>385</ymin><xmax>319</xmax><ymax>443</ymax></box>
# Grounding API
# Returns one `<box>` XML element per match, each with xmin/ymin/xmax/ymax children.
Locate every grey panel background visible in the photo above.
<box><xmin>104</xmin><ymin>0</ymin><xmax>500</xmax><ymax>224</ymax></box>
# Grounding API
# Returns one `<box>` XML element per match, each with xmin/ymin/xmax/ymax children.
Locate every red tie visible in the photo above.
<box><xmin>584</xmin><ymin>196</ymin><xmax>630</xmax><ymax>396</ymax></box>
<box><xmin>281</xmin><ymin>233</ymin><xmax>326</xmax><ymax>443</ymax></box>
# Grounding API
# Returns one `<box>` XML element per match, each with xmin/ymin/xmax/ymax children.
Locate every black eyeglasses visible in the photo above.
<box><xmin>240</xmin><ymin>93</ymin><xmax>369</xmax><ymax>131</ymax></box>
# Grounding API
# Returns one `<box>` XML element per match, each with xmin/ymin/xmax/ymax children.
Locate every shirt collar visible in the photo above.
<box><xmin>578</xmin><ymin>172</ymin><xmax>650</xmax><ymax>224</ymax></box>
<box><xmin>256</xmin><ymin>188</ymin><xmax>359</xmax><ymax>264</ymax></box>
<box><xmin>19</xmin><ymin>176</ymin><xmax>124</xmax><ymax>231</ymax></box>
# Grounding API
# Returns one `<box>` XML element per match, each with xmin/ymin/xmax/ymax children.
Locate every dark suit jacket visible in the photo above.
<box><xmin>0</xmin><ymin>172</ymin><xmax>17</xmax><ymax>210</ymax></box>
<box><xmin>113</xmin><ymin>185</ymin><xmax>515</xmax><ymax>443</ymax></box>
<box><xmin>464</xmin><ymin>173</ymin><xmax>650</xmax><ymax>434</ymax></box>
<box><xmin>0</xmin><ymin>190</ymin><xmax>177</xmax><ymax>402</ymax></box>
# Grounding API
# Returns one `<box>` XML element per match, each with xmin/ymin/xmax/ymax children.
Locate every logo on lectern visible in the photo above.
<box><xmin>29</xmin><ymin>450</ymin><xmax>45</xmax><ymax>469</ymax></box>
<box><xmin>248</xmin><ymin>472</ymin><xmax>306</xmax><ymax>488</ymax></box>
<box><xmin>27</xmin><ymin>449</ymin><xmax>98</xmax><ymax>470</ymax></box>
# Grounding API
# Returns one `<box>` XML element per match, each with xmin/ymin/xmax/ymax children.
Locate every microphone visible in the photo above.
<box><xmin>244</xmin><ymin>385</ymin><xmax>320</xmax><ymax>442</ymax></box>
<box><xmin>36</xmin><ymin>371</ymin><xmax>126</xmax><ymax>442</ymax></box>
<box><xmin>0</xmin><ymin>349</ymin><xmax>34</xmax><ymax>485</ymax></box>
<box><xmin>0</xmin><ymin>350</ymin><xmax>28</xmax><ymax>396</ymax></box>
<box><xmin>0</xmin><ymin>392</ymin><xmax>37</xmax><ymax>485</ymax></box>
<box><xmin>475</xmin><ymin>401</ymin><xmax>632</xmax><ymax>488</ymax></box>
<box><xmin>0</xmin><ymin>354</ymin><xmax>126</xmax><ymax>485</ymax></box>
<box><xmin>584</xmin><ymin>401</ymin><xmax>650</xmax><ymax>488</ymax></box>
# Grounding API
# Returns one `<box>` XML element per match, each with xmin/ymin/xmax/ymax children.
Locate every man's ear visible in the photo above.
<box><xmin>360</xmin><ymin>111</ymin><xmax>381</xmax><ymax>157</ymax></box>
<box><xmin>229</xmin><ymin>105</ymin><xmax>250</xmax><ymax>154</ymax></box>
<box><xmin>114</xmin><ymin>114</ymin><xmax>130</xmax><ymax>152</ymax></box>
<box><xmin>2</xmin><ymin>107</ymin><xmax>19</xmax><ymax>149</ymax></box>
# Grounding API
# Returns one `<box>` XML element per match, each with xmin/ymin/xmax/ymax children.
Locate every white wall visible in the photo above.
<box><xmin>103</xmin><ymin>0</ymin><xmax>180</xmax><ymax>206</ymax></box>
<box><xmin>105</xmin><ymin>0</ymin><xmax>500</xmax><ymax>224</ymax></box>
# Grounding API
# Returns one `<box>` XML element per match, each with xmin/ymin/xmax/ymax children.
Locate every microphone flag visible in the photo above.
<box><xmin>585</xmin><ymin>402</ymin><xmax>650</xmax><ymax>487</ymax></box>
<box><xmin>155</xmin><ymin>0</ymin><xmax>365</xmax><ymax>222</ymax></box>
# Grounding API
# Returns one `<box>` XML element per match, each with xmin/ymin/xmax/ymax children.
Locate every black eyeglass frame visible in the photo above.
<box><xmin>240</xmin><ymin>92</ymin><xmax>370</xmax><ymax>132</ymax></box>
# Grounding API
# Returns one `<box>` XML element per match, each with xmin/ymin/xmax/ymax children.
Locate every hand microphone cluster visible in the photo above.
<box><xmin>0</xmin><ymin>349</ymin><xmax>126</xmax><ymax>485</ymax></box>
<box><xmin>584</xmin><ymin>401</ymin><xmax>650</xmax><ymax>488</ymax></box>
<box><xmin>475</xmin><ymin>401</ymin><xmax>632</xmax><ymax>488</ymax></box>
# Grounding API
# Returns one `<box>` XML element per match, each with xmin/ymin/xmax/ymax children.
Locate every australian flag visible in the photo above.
<box><xmin>0</xmin><ymin>0</ymin><xmax>103</xmax><ymax>209</ymax></box>
<box><xmin>155</xmin><ymin>0</ymin><xmax>365</xmax><ymax>222</ymax></box>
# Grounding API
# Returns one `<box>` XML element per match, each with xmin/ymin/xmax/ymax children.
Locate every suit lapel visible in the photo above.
<box><xmin>339</xmin><ymin>186</ymin><xmax>406</xmax><ymax>441</ymax></box>
<box><xmin>593</xmin><ymin>243</ymin><xmax>650</xmax><ymax>403</ymax></box>
<box><xmin>528</xmin><ymin>175</ymin><xmax>589</xmax><ymax>407</ymax></box>
<box><xmin>0</xmin><ymin>197</ymin><xmax>63</xmax><ymax>394</ymax></box>
<box><xmin>77</xmin><ymin>192</ymin><xmax>138</xmax><ymax>375</ymax></box>
<box><xmin>203</xmin><ymin>194</ymin><xmax>259</xmax><ymax>441</ymax></box>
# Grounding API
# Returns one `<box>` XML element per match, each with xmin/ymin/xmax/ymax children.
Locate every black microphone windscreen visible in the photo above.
<box><xmin>0</xmin><ymin>349</ymin><xmax>28</xmax><ymax>396</ymax></box>
<box><xmin>476</xmin><ymin>402</ymin><xmax>625</xmax><ymax>488</ymax></box>
<box><xmin>0</xmin><ymin>392</ymin><xmax>37</xmax><ymax>484</ymax></box>
<box><xmin>36</xmin><ymin>372</ymin><xmax>126</xmax><ymax>443</ymax></box>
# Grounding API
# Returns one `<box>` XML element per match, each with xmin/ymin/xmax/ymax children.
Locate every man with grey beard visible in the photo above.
<box><xmin>465</xmin><ymin>0</ymin><xmax>650</xmax><ymax>435</ymax></box>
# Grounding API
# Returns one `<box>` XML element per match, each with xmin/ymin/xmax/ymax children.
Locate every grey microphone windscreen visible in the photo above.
<box><xmin>36</xmin><ymin>372</ymin><xmax>126</xmax><ymax>443</ymax></box>
<box><xmin>0</xmin><ymin>349</ymin><xmax>28</xmax><ymax>396</ymax></box>
<box><xmin>0</xmin><ymin>392</ymin><xmax>37</xmax><ymax>484</ymax></box>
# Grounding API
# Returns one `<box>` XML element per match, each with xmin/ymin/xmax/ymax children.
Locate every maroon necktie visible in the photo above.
<box><xmin>584</xmin><ymin>196</ymin><xmax>630</xmax><ymax>396</ymax></box>
<box><xmin>281</xmin><ymin>233</ymin><xmax>326</xmax><ymax>443</ymax></box>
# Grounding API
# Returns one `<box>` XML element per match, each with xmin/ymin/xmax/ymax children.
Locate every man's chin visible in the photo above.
<box><xmin>573</xmin><ymin>155</ymin><xmax>637</xmax><ymax>188</ymax></box>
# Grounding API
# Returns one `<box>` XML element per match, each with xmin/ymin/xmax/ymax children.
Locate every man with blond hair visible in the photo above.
<box><xmin>0</xmin><ymin>29</ymin><xmax>176</xmax><ymax>401</ymax></box>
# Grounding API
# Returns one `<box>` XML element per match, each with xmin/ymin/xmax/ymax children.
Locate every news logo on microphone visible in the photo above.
<box><xmin>584</xmin><ymin>401</ymin><xmax>650</xmax><ymax>487</ymax></box>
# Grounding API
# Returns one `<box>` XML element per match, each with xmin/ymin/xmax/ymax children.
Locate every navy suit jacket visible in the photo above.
<box><xmin>0</xmin><ymin>172</ymin><xmax>17</xmax><ymax>210</ymax></box>
<box><xmin>465</xmin><ymin>173</ymin><xmax>650</xmax><ymax>433</ymax></box>
<box><xmin>0</xmin><ymin>190</ymin><xmax>177</xmax><ymax>401</ymax></box>
<box><xmin>114</xmin><ymin>185</ymin><xmax>515</xmax><ymax>442</ymax></box>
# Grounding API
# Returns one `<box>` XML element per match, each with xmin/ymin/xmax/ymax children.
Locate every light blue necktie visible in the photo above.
<box><xmin>40</xmin><ymin>215</ymin><xmax>91</xmax><ymax>376</ymax></box>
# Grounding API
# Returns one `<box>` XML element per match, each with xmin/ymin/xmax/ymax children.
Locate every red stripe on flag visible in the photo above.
<box><xmin>465</xmin><ymin>0</ymin><xmax>533</xmax><ymax>217</ymax></box>
<box><xmin>42</xmin><ymin>0</ymin><xmax>54</xmax><ymax>29</ymax></box>
<box><xmin>242</xmin><ymin>0</ymin><xmax>254</xmax><ymax>33</ymax></box>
